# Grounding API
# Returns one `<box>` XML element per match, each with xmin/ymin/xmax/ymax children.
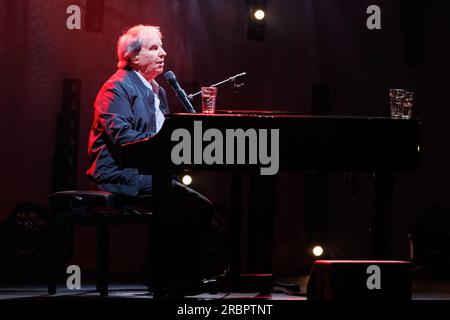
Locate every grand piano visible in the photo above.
<box><xmin>119</xmin><ymin>111</ymin><xmax>421</xmax><ymax>290</ymax></box>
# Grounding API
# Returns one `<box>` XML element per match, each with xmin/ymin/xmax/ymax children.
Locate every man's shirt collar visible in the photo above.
<box><xmin>133</xmin><ymin>71</ymin><xmax>160</xmax><ymax>95</ymax></box>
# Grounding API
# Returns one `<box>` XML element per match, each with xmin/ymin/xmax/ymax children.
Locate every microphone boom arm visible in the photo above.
<box><xmin>187</xmin><ymin>72</ymin><xmax>246</xmax><ymax>100</ymax></box>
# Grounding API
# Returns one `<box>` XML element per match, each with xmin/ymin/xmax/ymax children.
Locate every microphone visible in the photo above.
<box><xmin>164</xmin><ymin>71</ymin><xmax>197</xmax><ymax>113</ymax></box>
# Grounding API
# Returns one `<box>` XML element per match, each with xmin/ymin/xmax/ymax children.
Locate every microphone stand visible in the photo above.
<box><xmin>231</xmin><ymin>77</ymin><xmax>244</xmax><ymax>110</ymax></box>
<box><xmin>187</xmin><ymin>72</ymin><xmax>246</xmax><ymax>109</ymax></box>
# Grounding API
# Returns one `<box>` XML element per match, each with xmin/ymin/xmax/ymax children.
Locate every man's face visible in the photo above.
<box><xmin>134</xmin><ymin>31</ymin><xmax>166</xmax><ymax>81</ymax></box>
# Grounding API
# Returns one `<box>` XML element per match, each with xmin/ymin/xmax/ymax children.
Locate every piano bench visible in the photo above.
<box><xmin>47</xmin><ymin>190</ymin><xmax>153</xmax><ymax>297</ymax></box>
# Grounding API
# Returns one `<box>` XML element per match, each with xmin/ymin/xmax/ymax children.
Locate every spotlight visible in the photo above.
<box><xmin>182</xmin><ymin>175</ymin><xmax>192</xmax><ymax>186</ymax></box>
<box><xmin>312</xmin><ymin>245</ymin><xmax>324</xmax><ymax>257</ymax></box>
<box><xmin>254</xmin><ymin>9</ymin><xmax>265</xmax><ymax>20</ymax></box>
<box><xmin>246</xmin><ymin>0</ymin><xmax>267</xmax><ymax>41</ymax></box>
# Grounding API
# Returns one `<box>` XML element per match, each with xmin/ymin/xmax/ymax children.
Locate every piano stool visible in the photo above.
<box><xmin>47</xmin><ymin>190</ymin><xmax>153</xmax><ymax>297</ymax></box>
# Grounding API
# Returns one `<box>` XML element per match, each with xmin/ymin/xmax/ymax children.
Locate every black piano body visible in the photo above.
<box><xmin>118</xmin><ymin>111</ymin><xmax>421</xmax><ymax>289</ymax></box>
<box><xmin>120</xmin><ymin>112</ymin><xmax>420</xmax><ymax>173</ymax></box>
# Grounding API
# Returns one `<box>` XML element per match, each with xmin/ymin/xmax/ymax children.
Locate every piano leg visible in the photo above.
<box><xmin>248</xmin><ymin>173</ymin><xmax>276</xmax><ymax>275</ymax></box>
<box><xmin>151</xmin><ymin>171</ymin><xmax>172</xmax><ymax>294</ymax></box>
<box><xmin>223</xmin><ymin>171</ymin><xmax>274</xmax><ymax>293</ymax></box>
<box><xmin>373</xmin><ymin>171</ymin><xmax>395</xmax><ymax>259</ymax></box>
<box><xmin>229</xmin><ymin>171</ymin><xmax>243</xmax><ymax>286</ymax></box>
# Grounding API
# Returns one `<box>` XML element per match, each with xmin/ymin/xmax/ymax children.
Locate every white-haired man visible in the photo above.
<box><xmin>87</xmin><ymin>25</ymin><xmax>214</xmax><ymax>297</ymax></box>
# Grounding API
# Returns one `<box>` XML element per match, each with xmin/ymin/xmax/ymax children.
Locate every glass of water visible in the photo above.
<box><xmin>389</xmin><ymin>89</ymin><xmax>413</xmax><ymax>119</ymax></box>
<box><xmin>401</xmin><ymin>91</ymin><xmax>414</xmax><ymax>119</ymax></box>
<box><xmin>201</xmin><ymin>87</ymin><xmax>218</xmax><ymax>114</ymax></box>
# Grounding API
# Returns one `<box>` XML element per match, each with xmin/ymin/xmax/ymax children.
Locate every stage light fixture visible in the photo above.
<box><xmin>182</xmin><ymin>175</ymin><xmax>193</xmax><ymax>186</ymax></box>
<box><xmin>5</xmin><ymin>202</ymin><xmax>48</xmax><ymax>254</ymax></box>
<box><xmin>254</xmin><ymin>9</ymin><xmax>265</xmax><ymax>20</ymax></box>
<box><xmin>246</xmin><ymin>0</ymin><xmax>267</xmax><ymax>41</ymax></box>
<box><xmin>312</xmin><ymin>245</ymin><xmax>324</xmax><ymax>257</ymax></box>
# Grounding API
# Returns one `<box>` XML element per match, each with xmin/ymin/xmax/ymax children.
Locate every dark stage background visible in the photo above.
<box><xmin>1</xmin><ymin>0</ymin><xmax>449</xmax><ymax>276</ymax></box>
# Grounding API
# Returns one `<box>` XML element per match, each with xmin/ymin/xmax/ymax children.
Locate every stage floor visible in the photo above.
<box><xmin>1</xmin><ymin>275</ymin><xmax>449</xmax><ymax>301</ymax></box>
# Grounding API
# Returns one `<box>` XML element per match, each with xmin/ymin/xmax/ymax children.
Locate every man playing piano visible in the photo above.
<box><xmin>86</xmin><ymin>25</ymin><xmax>214</xmax><ymax>297</ymax></box>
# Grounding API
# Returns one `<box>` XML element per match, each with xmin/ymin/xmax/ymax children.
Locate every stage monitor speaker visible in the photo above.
<box><xmin>307</xmin><ymin>260</ymin><xmax>412</xmax><ymax>300</ymax></box>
